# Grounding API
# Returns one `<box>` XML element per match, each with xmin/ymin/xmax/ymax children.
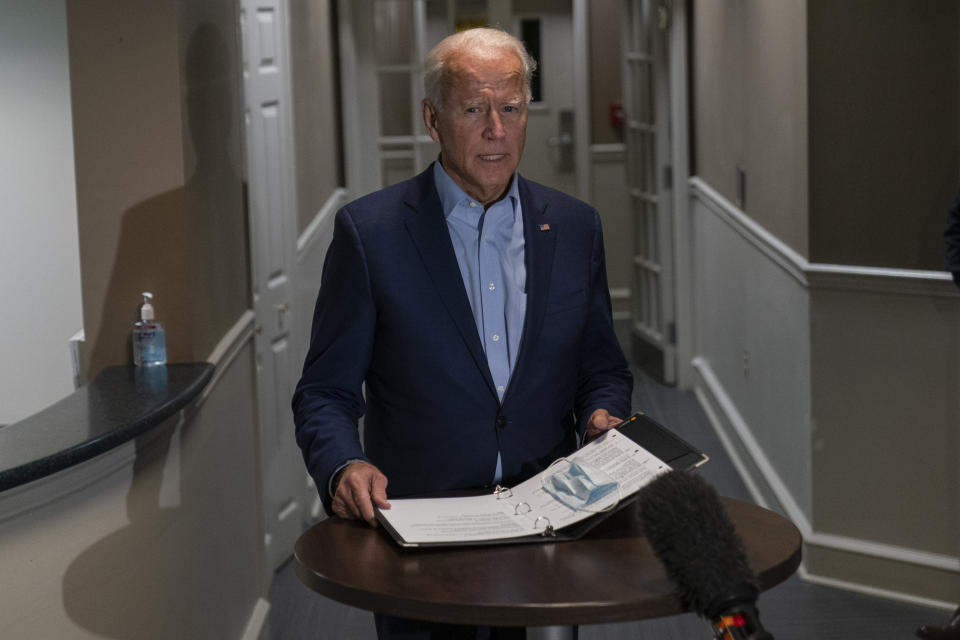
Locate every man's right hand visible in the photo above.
<box><xmin>331</xmin><ymin>461</ymin><xmax>391</xmax><ymax>527</ymax></box>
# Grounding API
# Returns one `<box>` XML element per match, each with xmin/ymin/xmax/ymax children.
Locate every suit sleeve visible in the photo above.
<box><xmin>292</xmin><ymin>208</ymin><xmax>375</xmax><ymax>512</ymax></box>
<box><xmin>574</xmin><ymin>210</ymin><xmax>634</xmax><ymax>434</ymax></box>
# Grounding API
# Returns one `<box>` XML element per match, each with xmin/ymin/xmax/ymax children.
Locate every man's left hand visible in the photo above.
<box><xmin>586</xmin><ymin>408</ymin><xmax>623</xmax><ymax>441</ymax></box>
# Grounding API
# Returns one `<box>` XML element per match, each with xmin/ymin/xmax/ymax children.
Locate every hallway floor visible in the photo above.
<box><xmin>264</xmin><ymin>371</ymin><xmax>953</xmax><ymax>639</ymax></box>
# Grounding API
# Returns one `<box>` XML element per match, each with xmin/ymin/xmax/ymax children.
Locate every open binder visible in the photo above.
<box><xmin>375</xmin><ymin>412</ymin><xmax>708</xmax><ymax>547</ymax></box>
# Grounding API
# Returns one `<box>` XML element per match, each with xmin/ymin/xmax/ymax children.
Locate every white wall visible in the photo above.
<box><xmin>689</xmin><ymin>179</ymin><xmax>813</xmax><ymax>521</ymax></box>
<box><xmin>0</xmin><ymin>0</ymin><xmax>84</xmax><ymax>424</ymax></box>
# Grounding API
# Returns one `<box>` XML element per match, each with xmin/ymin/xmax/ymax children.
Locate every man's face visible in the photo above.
<box><xmin>422</xmin><ymin>50</ymin><xmax>527</xmax><ymax>206</ymax></box>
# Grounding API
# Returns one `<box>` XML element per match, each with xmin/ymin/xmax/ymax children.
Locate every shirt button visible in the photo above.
<box><xmin>470</xmin><ymin>201</ymin><xmax>478</xmax><ymax>208</ymax></box>
<box><xmin>492</xmin><ymin>334</ymin><xmax>500</xmax><ymax>342</ymax></box>
<box><xmin>497</xmin><ymin>385</ymin><xmax>504</xmax><ymax>392</ymax></box>
<box><xmin>488</xmin><ymin>283</ymin><xmax>496</xmax><ymax>291</ymax></box>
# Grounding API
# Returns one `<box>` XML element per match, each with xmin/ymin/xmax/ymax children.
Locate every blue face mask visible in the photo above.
<box><xmin>541</xmin><ymin>460</ymin><xmax>620</xmax><ymax>511</ymax></box>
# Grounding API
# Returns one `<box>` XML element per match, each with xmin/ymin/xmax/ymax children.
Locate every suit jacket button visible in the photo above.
<box><xmin>496</xmin><ymin>416</ymin><xmax>507</xmax><ymax>429</ymax></box>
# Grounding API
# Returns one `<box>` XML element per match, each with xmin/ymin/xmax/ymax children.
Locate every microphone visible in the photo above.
<box><xmin>637</xmin><ymin>470</ymin><xmax>774</xmax><ymax>640</ymax></box>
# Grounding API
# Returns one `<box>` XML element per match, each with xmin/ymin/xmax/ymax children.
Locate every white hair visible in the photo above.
<box><xmin>423</xmin><ymin>27</ymin><xmax>537</xmax><ymax>111</ymax></box>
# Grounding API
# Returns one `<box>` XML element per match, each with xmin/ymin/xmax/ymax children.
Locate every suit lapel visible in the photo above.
<box><xmin>403</xmin><ymin>168</ymin><xmax>497</xmax><ymax>396</ymax></box>
<box><xmin>513</xmin><ymin>177</ymin><xmax>557</xmax><ymax>381</ymax></box>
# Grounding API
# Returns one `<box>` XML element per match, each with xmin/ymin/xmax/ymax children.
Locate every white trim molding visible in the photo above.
<box><xmin>692</xmin><ymin>357</ymin><xmax>810</xmax><ymax>530</ymax></box>
<box><xmin>573</xmin><ymin>0</ymin><xmax>590</xmax><ymax>201</ymax></box>
<box><xmin>589</xmin><ymin>143</ymin><xmax>626</xmax><ymax>163</ymax></box>
<box><xmin>694</xmin><ymin>356</ymin><xmax>958</xmax><ymax>612</ymax></box>
<box><xmin>694</xmin><ymin>357</ymin><xmax>960</xmax><ymax>572</ymax></box>
<box><xmin>690</xmin><ymin>176</ymin><xmax>957</xmax><ymax>295</ymax></box>
<box><xmin>690</xmin><ymin>177</ymin><xmax>808</xmax><ymax>285</ymax></box>
<box><xmin>688</xmin><ymin>178</ymin><xmax>960</xmax><ymax>609</ymax></box>
<box><xmin>201</xmin><ymin>310</ymin><xmax>256</xmax><ymax>407</ymax></box>
<box><xmin>806</xmin><ymin>262</ymin><xmax>956</xmax><ymax>297</ymax></box>
<box><xmin>297</xmin><ymin>187</ymin><xmax>347</xmax><ymax>260</ymax></box>
<box><xmin>0</xmin><ymin>440</ymin><xmax>138</xmax><ymax>525</ymax></box>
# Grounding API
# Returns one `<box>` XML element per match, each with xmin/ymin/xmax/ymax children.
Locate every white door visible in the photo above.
<box><xmin>239</xmin><ymin>0</ymin><xmax>303</xmax><ymax>570</ymax></box>
<box><xmin>622</xmin><ymin>0</ymin><xmax>676</xmax><ymax>383</ymax></box>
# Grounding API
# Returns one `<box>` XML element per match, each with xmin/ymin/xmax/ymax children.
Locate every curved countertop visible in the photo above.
<box><xmin>0</xmin><ymin>363</ymin><xmax>214</xmax><ymax>492</ymax></box>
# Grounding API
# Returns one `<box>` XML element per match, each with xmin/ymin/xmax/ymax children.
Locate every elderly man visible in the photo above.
<box><xmin>293</xmin><ymin>27</ymin><xmax>632</xmax><ymax>639</ymax></box>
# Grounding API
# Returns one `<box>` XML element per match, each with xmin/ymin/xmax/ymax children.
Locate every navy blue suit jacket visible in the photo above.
<box><xmin>292</xmin><ymin>165</ymin><xmax>632</xmax><ymax>511</ymax></box>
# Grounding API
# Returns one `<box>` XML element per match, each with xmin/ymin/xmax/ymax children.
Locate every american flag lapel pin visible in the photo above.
<box><xmin>539</xmin><ymin>223</ymin><xmax>550</xmax><ymax>232</ymax></box>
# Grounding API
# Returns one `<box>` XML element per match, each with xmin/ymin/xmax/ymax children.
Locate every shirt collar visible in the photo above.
<box><xmin>433</xmin><ymin>161</ymin><xmax>519</xmax><ymax>220</ymax></box>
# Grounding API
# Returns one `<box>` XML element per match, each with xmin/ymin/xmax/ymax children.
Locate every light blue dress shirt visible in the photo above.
<box><xmin>433</xmin><ymin>161</ymin><xmax>527</xmax><ymax>484</ymax></box>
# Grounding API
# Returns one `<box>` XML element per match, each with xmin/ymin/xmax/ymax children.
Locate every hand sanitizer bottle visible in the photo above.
<box><xmin>132</xmin><ymin>292</ymin><xmax>167</xmax><ymax>366</ymax></box>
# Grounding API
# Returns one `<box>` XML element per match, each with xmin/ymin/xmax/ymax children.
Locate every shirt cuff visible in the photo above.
<box><xmin>328</xmin><ymin>459</ymin><xmax>365</xmax><ymax>499</ymax></box>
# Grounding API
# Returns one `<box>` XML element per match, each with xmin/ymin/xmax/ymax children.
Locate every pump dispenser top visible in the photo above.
<box><xmin>139</xmin><ymin>292</ymin><xmax>155</xmax><ymax>322</ymax></box>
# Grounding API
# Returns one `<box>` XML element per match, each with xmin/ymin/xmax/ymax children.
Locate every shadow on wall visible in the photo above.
<box><xmin>84</xmin><ymin>20</ymin><xmax>248</xmax><ymax>379</ymax></box>
<box><xmin>60</xmin><ymin>367</ymin><xmax>264</xmax><ymax>639</ymax></box>
<box><xmin>60</xmin><ymin>416</ymin><xmax>207</xmax><ymax>638</ymax></box>
<box><xmin>60</xmin><ymin>24</ymin><xmax>260</xmax><ymax>639</ymax></box>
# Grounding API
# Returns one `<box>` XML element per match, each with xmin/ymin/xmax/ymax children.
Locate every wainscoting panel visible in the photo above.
<box><xmin>689</xmin><ymin>178</ymin><xmax>960</xmax><ymax>607</ymax></box>
<box><xmin>689</xmin><ymin>180</ymin><xmax>813</xmax><ymax>519</ymax></box>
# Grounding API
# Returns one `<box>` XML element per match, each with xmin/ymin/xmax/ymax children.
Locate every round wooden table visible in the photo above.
<box><xmin>294</xmin><ymin>496</ymin><xmax>801</xmax><ymax>630</ymax></box>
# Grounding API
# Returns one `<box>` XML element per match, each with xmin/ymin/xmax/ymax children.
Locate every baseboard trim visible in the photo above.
<box><xmin>240</xmin><ymin>597</ymin><xmax>271</xmax><ymax>640</ymax></box>
<box><xmin>691</xmin><ymin>357</ymin><xmax>810</xmax><ymax>532</ymax></box>
<box><xmin>692</xmin><ymin>356</ymin><xmax>960</xmax><ymax>606</ymax></box>
<box><xmin>798</xmin><ymin>567</ymin><xmax>957</xmax><ymax>612</ymax></box>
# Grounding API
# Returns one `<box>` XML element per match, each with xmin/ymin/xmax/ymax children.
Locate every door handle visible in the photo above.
<box><xmin>546</xmin><ymin>109</ymin><xmax>575</xmax><ymax>171</ymax></box>
<box><xmin>546</xmin><ymin>133</ymin><xmax>573</xmax><ymax>147</ymax></box>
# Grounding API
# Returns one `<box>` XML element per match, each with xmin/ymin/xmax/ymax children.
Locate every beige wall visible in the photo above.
<box><xmin>811</xmin><ymin>287</ymin><xmax>960</xmax><ymax>557</ymax></box>
<box><xmin>808</xmin><ymin>0</ymin><xmax>959</xmax><ymax>270</ymax></box>
<box><xmin>69</xmin><ymin>0</ymin><xmax>249</xmax><ymax>379</ymax></box>
<box><xmin>692</xmin><ymin>0</ymin><xmax>808</xmax><ymax>257</ymax></box>
<box><xmin>290</xmin><ymin>0</ymin><xmax>344</xmax><ymax>235</ymax></box>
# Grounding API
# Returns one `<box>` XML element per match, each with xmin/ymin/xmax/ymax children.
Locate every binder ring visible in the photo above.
<box><xmin>494</xmin><ymin>485</ymin><xmax>513</xmax><ymax>500</ymax></box>
<box><xmin>514</xmin><ymin>501</ymin><xmax>531</xmax><ymax>515</ymax></box>
<box><xmin>533</xmin><ymin>516</ymin><xmax>554</xmax><ymax>536</ymax></box>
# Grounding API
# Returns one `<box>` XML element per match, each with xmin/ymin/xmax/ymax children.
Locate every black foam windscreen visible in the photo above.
<box><xmin>637</xmin><ymin>470</ymin><xmax>758</xmax><ymax>617</ymax></box>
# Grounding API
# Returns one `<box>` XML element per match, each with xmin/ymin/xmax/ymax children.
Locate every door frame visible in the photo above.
<box><xmin>666</xmin><ymin>0</ymin><xmax>692</xmax><ymax>388</ymax></box>
<box><xmin>239</xmin><ymin>0</ymin><xmax>304</xmax><ymax>570</ymax></box>
<box><xmin>621</xmin><ymin>0</ymin><xmax>692</xmax><ymax>388</ymax></box>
